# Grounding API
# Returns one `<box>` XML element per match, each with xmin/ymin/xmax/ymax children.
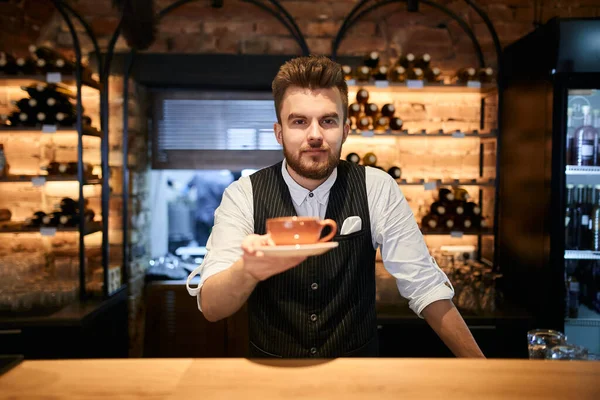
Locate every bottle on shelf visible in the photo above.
<box><xmin>15</xmin><ymin>56</ymin><xmax>37</xmax><ymax>75</ymax></box>
<box><xmin>348</xmin><ymin>103</ymin><xmax>361</xmax><ymax>118</ymax></box>
<box><xmin>387</xmin><ymin>166</ymin><xmax>401</xmax><ymax>179</ymax></box>
<box><xmin>357</xmin><ymin>116</ymin><xmax>372</xmax><ymax>131</ymax></box>
<box><xmin>424</xmin><ymin>67</ymin><xmax>442</xmax><ymax>83</ymax></box>
<box><xmin>363</xmin><ymin>52</ymin><xmax>380</xmax><ymax>69</ymax></box>
<box><xmin>454</xmin><ymin>187</ymin><xmax>470</xmax><ymax>202</ymax></box>
<box><xmin>464</xmin><ymin>201</ymin><xmax>481</xmax><ymax>217</ymax></box>
<box><xmin>407</xmin><ymin>67</ymin><xmax>424</xmax><ymax>81</ymax></box>
<box><xmin>356</xmin><ymin>66</ymin><xmax>371</xmax><ymax>81</ymax></box>
<box><xmin>356</xmin><ymin>88</ymin><xmax>369</xmax><ymax>104</ymax></box>
<box><xmin>576</xmin><ymin>184</ymin><xmax>590</xmax><ymax>250</ymax></box>
<box><xmin>594</xmin><ymin>109</ymin><xmax>600</xmax><ymax>166</ymax></box>
<box><xmin>421</xmin><ymin>213</ymin><xmax>439</xmax><ymax>230</ymax></box>
<box><xmin>0</xmin><ymin>52</ymin><xmax>18</xmax><ymax>75</ymax></box>
<box><xmin>398</xmin><ymin>53</ymin><xmax>415</xmax><ymax>69</ymax></box>
<box><xmin>29</xmin><ymin>45</ymin><xmax>62</xmax><ymax>63</ymax></box>
<box><xmin>441</xmin><ymin>215</ymin><xmax>456</xmax><ymax>230</ymax></box>
<box><xmin>389</xmin><ymin>117</ymin><xmax>403</xmax><ymax>131</ymax></box>
<box><xmin>479</xmin><ymin>67</ymin><xmax>494</xmax><ymax>83</ymax></box>
<box><xmin>388</xmin><ymin>66</ymin><xmax>407</xmax><ymax>83</ymax></box>
<box><xmin>430</xmin><ymin>201</ymin><xmax>447</xmax><ymax>217</ymax></box>
<box><xmin>374</xmin><ymin>116</ymin><xmax>389</xmax><ymax>131</ymax></box>
<box><xmin>372</xmin><ymin>66</ymin><xmax>388</xmax><ymax>81</ymax></box>
<box><xmin>381</xmin><ymin>104</ymin><xmax>395</xmax><ymax>118</ymax></box>
<box><xmin>365</xmin><ymin>103</ymin><xmax>379</xmax><ymax>117</ymax></box>
<box><xmin>572</xmin><ymin>105</ymin><xmax>598</xmax><ymax>166</ymax></box>
<box><xmin>566</xmin><ymin>107</ymin><xmax>575</xmax><ymax>165</ymax></box>
<box><xmin>10</xmin><ymin>98</ymin><xmax>38</xmax><ymax>113</ymax></box>
<box><xmin>566</xmin><ymin>184</ymin><xmax>579</xmax><ymax>250</ymax></box>
<box><xmin>342</xmin><ymin>65</ymin><xmax>353</xmax><ymax>80</ymax></box>
<box><xmin>456</xmin><ymin>67</ymin><xmax>477</xmax><ymax>84</ymax></box>
<box><xmin>346</xmin><ymin>152</ymin><xmax>360</xmax><ymax>164</ymax></box>
<box><xmin>567</xmin><ymin>274</ymin><xmax>580</xmax><ymax>318</ymax></box>
<box><xmin>362</xmin><ymin>152</ymin><xmax>377</xmax><ymax>166</ymax></box>
<box><xmin>592</xmin><ymin>185</ymin><xmax>600</xmax><ymax>251</ymax></box>
<box><xmin>461</xmin><ymin>216</ymin><xmax>474</xmax><ymax>230</ymax></box>
<box><xmin>438</xmin><ymin>188</ymin><xmax>455</xmax><ymax>203</ymax></box>
<box><xmin>414</xmin><ymin>53</ymin><xmax>431</xmax><ymax>70</ymax></box>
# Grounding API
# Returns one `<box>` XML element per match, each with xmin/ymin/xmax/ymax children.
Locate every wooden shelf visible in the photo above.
<box><xmin>420</xmin><ymin>228</ymin><xmax>494</xmax><ymax>236</ymax></box>
<box><xmin>346</xmin><ymin>79</ymin><xmax>497</xmax><ymax>93</ymax></box>
<box><xmin>0</xmin><ymin>175</ymin><xmax>102</xmax><ymax>185</ymax></box>
<box><xmin>0</xmin><ymin>74</ymin><xmax>100</xmax><ymax>90</ymax></box>
<box><xmin>0</xmin><ymin>220</ymin><xmax>102</xmax><ymax>235</ymax></box>
<box><xmin>0</xmin><ymin>125</ymin><xmax>101</xmax><ymax>137</ymax></box>
<box><xmin>349</xmin><ymin>129</ymin><xmax>497</xmax><ymax>138</ymax></box>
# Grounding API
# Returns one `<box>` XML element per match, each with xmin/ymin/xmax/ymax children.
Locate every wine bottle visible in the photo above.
<box><xmin>53</xmin><ymin>58</ymin><xmax>75</xmax><ymax>75</ymax></box>
<box><xmin>374</xmin><ymin>116</ymin><xmax>389</xmax><ymax>131</ymax></box>
<box><xmin>438</xmin><ymin>188</ymin><xmax>455</xmax><ymax>203</ymax></box>
<box><xmin>20</xmin><ymin>83</ymin><xmax>75</xmax><ymax>101</ymax></box>
<box><xmin>348</xmin><ymin>103</ymin><xmax>362</xmax><ymax>118</ymax></box>
<box><xmin>0</xmin><ymin>52</ymin><xmax>18</xmax><ymax>75</ymax></box>
<box><xmin>424</xmin><ymin>67</ymin><xmax>442</xmax><ymax>83</ymax></box>
<box><xmin>461</xmin><ymin>216</ymin><xmax>474</xmax><ymax>230</ymax></box>
<box><xmin>388</xmin><ymin>66</ymin><xmax>406</xmax><ymax>83</ymax></box>
<box><xmin>11</xmin><ymin>98</ymin><xmax>38</xmax><ymax>113</ymax></box>
<box><xmin>573</xmin><ymin>105</ymin><xmax>598</xmax><ymax>166</ymax></box>
<box><xmin>59</xmin><ymin>197</ymin><xmax>78</xmax><ymax>214</ymax></box>
<box><xmin>389</xmin><ymin>117</ymin><xmax>403</xmax><ymax>131</ymax></box>
<box><xmin>84</xmin><ymin>209</ymin><xmax>95</xmax><ymax>223</ymax></box>
<box><xmin>46</xmin><ymin>96</ymin><xmax>76</xmax><ymax>115</ymax></box>
<box><xmin>398</xmin><ymin>53</ymin><xmax>415</xmax><ymax>68</ymax></box>
<box><xmin>441</xmin><ymin>215</ymin><xmax>456</xmax><ymax>230</ymax></box>
<box><xmin>372</xmin><ymin>66</ymin><xmax>388</xmax><ymax>81</ymax></box>
<box><xmin>362</xmin><ymin>152</ymin><xmax>377</xmax><ymax>166</ymax></box>
<box><xmin>415</xmin><ymin>53</ymin><xmax>431</xmax><ymax>70</ymax></box>
<box><xmin>342</xmin><ymin>65</ymin><xmax>353</xmax><ymax>80</ymax></box>
<box><xmin>381</xmin><ymin>104</ymin><xmax>395</xmax><ymax>118</ymax></box>
<box><xmin>453</xmin><ymin>200</ymin><xmax>466</xmax><ymax>216</ymax></box>
<box><xmin>421</xmin><ymin>214</ymin><xmax>439</xmax><ymax>230</ymax></box>
<box><xmin>15</xmin><ymin>56</ymin><xmax>37</xmax><ymax>75</ymax></box>
<box><xmin>357</xmin><ymin>117</ymin><xmax>372</xmax><ymax>131</ymax></box>
<box><xmin>453</xmin><ymin>187</ymin><xmax>470</xmax><ymax>201</ymax></box>
<box><xmin>29</xmin><ymin>45</ymin><xmax>62</xmax><ymax>62</ymax></box>
<box><xmin>346</xmin><ymin>152</ymin><xmax>360</xmax><ymax>164</ymax></box>
<box><xmin>82</xmin><ymin>115</ymin><xmax>93</xmax><ymax>126</ymax></box>
<box><xmin>465</xmin><ymin>201</ymin><xmax>481</xmax><ymax>217</ymax></box>
<box><xmin>387</xmin><ymin>166</ymin><xmax>402</xmax><ymax>179</ymax></box>
<box><xmin>407</xmin><ymin>68</ymin><xmax>424</xmax><ymax>81</ymax></box>
<box><xmin>363</xmin><ymin>51</ymin><xmax>380</xmax><ymax>69</ymax></box>
<box><xmin>0</xmin><ymin>144</ymin><xmax>7</xmax><ymax>177</ymax></box>
<box><xmin>42</xmin><ymin>212</ymin><xmax>63</xmax><ymax>227</ymax></box>
<box><xmin>365</xmin><ymin>103</ymin><xmax>379</xmax><ymax>117</ymax></box>
<box><xmin>27</xmin><ymin>211</ymin><xmax>47</xmax><ymax>227</ymax></box>
<box><xmin>356</xmin><ymin>66</ymin><xmax>371</xmax><ymax>81</ymax></box>
<box><xmin>479</xmin><ymin>67</ymin><xmax>494</xmax><ymax>83</ymax></box>
<box><xmin>430</xmin><ymin>201</ymin><xmax>447</xmax><ymax>216</ymax></box>
<box><xmin>356</xmin><ymin>88</ymin><xmax>369</xmax><ymax>104</ymax></box>
<box><xmin>55</xmin><ymin>111</ymin><xmax>76</xmax><ymax>126</ymax></box>
<box><xmin>456</xmin><ymin>67</ymin><xmax>477</xmax><ymax>84</ymax></box>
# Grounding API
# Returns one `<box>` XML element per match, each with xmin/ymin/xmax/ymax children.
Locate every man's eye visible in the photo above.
<box><xmin>322</xmin><ymin>119</ymin><xmax>336</xmax><ymax>125</ymax></box>
<box><xmin>293</xmin><ymin>120</ymin><xmax>305</xmax><ymax>125</ymax></box>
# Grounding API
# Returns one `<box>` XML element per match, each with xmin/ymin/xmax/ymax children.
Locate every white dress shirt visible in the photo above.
<box><xmin>187</xmin><ymin>160</ymin><xmax>454</xmax><ymax>318</ymax></box>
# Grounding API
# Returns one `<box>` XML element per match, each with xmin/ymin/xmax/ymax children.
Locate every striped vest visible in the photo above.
<box><xmin>248</xmin><ymin>160</ymin><xmax>377</xmax><ymax>358</ymax></box>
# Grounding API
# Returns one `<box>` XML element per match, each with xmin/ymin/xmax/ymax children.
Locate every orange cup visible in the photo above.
<box><xmin>266</xmin><ymin>216</ymin><xmax>337</xmax><ymax>246</ymax></box>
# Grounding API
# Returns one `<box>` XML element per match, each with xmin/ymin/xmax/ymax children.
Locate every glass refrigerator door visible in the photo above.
<box><xmin>565</xmin><ymin>88</ymin><xmax>600</xmax><ymax>355</ymax></box>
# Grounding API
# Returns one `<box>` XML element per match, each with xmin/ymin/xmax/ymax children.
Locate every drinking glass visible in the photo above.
<box><xmin>527</xmin><ymin>329</ymin><xmax>567</xmax><ymax>359</ymax></box>
<box><xmin>547</xmin><ymin>344</ymin><xmax>589</xmax><ymax>360</ymax></box>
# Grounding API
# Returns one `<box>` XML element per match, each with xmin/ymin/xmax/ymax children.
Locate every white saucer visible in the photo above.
<box><xmin>255</xmin><ymin>242</ymin><xmax>339</xmax><ymax>257</ymax></box>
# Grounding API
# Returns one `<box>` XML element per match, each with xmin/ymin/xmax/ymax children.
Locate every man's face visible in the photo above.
<box><xmin>274</xmin><ymin>86</ymin><xmax>350</xmax><ymax>180</ymax></box>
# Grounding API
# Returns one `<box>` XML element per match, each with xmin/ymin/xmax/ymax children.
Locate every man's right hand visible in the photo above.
<box><xmin>241</xmin><ymin>234</ymin><xmax>307</xmax><ymax>282</ymax></box>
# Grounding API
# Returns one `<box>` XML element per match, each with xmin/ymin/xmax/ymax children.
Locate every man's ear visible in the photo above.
<box><xmin>342</xmin><ymin>119</ymin><xmax>350</xmax><ymax>144</ymax></box>
<box><xmin>274</xmin><ymin>123</ymin><xmax>283</xmax><ymax>145</ymax></box>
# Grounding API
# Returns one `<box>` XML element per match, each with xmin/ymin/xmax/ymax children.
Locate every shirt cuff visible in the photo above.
<box><xmin>409</xmin><ymin>281</ymin><xmax>455</xmax><ymax>319</ymax></box>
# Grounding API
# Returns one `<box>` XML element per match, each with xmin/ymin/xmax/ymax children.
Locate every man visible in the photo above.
<box><xmin>186</xmin><ymin>55</ymin><xmax>484</xmax><ymax>358</ymax></box>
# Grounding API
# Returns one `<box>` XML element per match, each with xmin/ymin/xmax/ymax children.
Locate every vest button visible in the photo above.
<box><xmin>310</xmin><ymin>314</ymin><xmax>318</xmax><ymax>322</ymax></box>
<box><xmin>311</xmin><ymin>283</ymin><xmax>318</xmax><ymax>290</ymax></box>
<box><xmin>310</xmin><ymin>347</ymin><xmax>317</xmax><ymax>355</ymax></box>
<box><xmin>308</xmin><ymin>192</ymin><xmax>314</xmax><ymax>198</ymax></box>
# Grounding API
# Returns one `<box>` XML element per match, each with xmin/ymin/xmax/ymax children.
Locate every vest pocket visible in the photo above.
<box><xmin>249</xmin><ymin>341</ymin><xmax>283</xmax><ymax>358</ymax></box>
<box><xmin>333</xmin><ymin>229</ymin><xmax>366</xmax><ymax>242</ymax></box>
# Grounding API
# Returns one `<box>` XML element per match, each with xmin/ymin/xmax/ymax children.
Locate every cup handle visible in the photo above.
<box><xmin>318</xmin><ymin>219</ymin><xmax>337</xmax><ymax>242</ymax></box>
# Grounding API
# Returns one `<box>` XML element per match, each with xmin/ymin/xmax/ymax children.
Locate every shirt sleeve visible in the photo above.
<box><xmin>185</xmin><ymin>177</ymin><xmax>254</xmax><ymax>312</ymax></box>
<box><xmin>367</xmin><ymin>168</ymin><xmax>455</xmax><ymax>318</ymax></box>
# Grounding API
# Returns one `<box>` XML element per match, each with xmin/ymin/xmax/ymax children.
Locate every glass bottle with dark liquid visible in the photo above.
<box><xmin>572</xmin><ymin>105</ymin><xmax>597</xmax><ymax>166</ymax></box>
<box><xmin>342</xmin><ymin>65</ymin><xmax>353</xmax><ymax>80</ymax></box>
<box><xmin>362</xmin><ymin>152</ymin><xmax>377</xmax><ymax>166</ymax></box>
<box><xmin>363</xmin><ymin>52</ymin><xmax>380</xmax><ymax>69</ymax></box>
<box><xmin>421</xmin><ymin>214</ymin><xmax>439</xmax><ymax>230</ymax></box>
<box><xmin>357</xmin><ymin>117</ymin><xmax>371</xmax><ymax>131</ymax></box>
<box><xmin>398</xmin><ymin>53</ymin><xmax>415</xmax><ymax>68</ymax></box>
<box><xmin>348</xmin><ymin>103</ymin><xmax>361</xmax><ymax>118</ymax></box>
<box><xmin>374</xmin><ymin>116</ymin><xmax>389</xmax><ymax>131</ymax></box>
<box><xmin>356</xmin><ymin>66</ymin><xmax>371</xmax><ymax>81</ymax></box>
<box><xmin>365</xmin><ymin>103</ymin><xmax>378</xmax><ymax>117</ymax></box>
<box><xmin>592</xmin><ymin>185</ymin><xmax>600</xmax><ymax>251</ymax></box>
<box><xmin>566</xmin><ymin>184</ymin><xmax>579</xmax><ymax>250</ymax></box>
<box><xmin>381</xmin><ymin>104</ymin><xmax>395</xmax><ymax>118</ymax></box>
<box><xmin>566</xmin><ymin>107</ymin><xmax>575</xmax><ymax>165</ymax></box>
<box><xmin>389</xmin><ymin>117</ymin><xmax>403</xmax><ymax>131</ymax></box>
<box><xmin>372</xmin><ymin>66</ymin><xmax>388</xmax><ymax>81</ymax></box>
<box><xmin>388</xmin><ymin>66</ymin><xmax>406</xmax><ymax>83</ymax></box>
<box><xmin>356</xmin><ymin>88</ymin><xmax>369</xmax><ymax>104</ymax></box>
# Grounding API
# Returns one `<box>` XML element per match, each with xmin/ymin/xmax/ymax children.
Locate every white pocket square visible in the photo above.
<box><xmin>340</xmin><ymin>216</ymin><xmax>362</xmax><ymax>235</ymax></box>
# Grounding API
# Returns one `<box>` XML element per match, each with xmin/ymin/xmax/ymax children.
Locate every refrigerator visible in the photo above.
<box><xmin>498</xmin><ymin>17</ymin><xmax>600</xmax><ymax>354</ymax></box>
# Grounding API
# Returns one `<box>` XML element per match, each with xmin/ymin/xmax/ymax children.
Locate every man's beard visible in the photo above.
<box><xmin>283</xmin><ymin>139</ymin><xmax>341</xmax><ymax>180</ymax></box>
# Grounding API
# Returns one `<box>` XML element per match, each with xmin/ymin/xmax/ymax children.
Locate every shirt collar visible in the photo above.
<box><xmin>281</xmin><ymin>159</ymin><xmax>337</xmax><ymax>207</ymax></box>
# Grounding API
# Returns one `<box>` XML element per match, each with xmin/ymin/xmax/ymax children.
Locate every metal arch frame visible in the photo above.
<box><xmin>49</xmin><ymin>0</ymin><xmax>91</xmax><ymax>299</ymax></box>
<box><xmin>331</xmin><ymin>0</ymin><xmax>485</xmax><ymax>67</ymax></box>
<box><xmin>157</xmin><ymin>0</ymin><xmax>309</xmax><ymax>56</ymax></box>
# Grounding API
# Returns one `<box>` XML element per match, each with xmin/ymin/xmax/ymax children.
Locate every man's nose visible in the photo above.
<box><xmin>307</xmin><ymin>120</ymin><xmax>323</xmax><ymax>143</ymax></box>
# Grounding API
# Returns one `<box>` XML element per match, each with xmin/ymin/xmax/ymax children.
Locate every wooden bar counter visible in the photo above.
<box><xmin>0</xmin><ymin>358</ymin><xmax>599</xmax><ymax>399</ymax></box>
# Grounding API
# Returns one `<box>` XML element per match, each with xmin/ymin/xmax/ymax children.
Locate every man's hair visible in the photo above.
<box><xmin>272</xmin><ymin>55</ymin><xmax>349</xmax><ymax>124</ymax></box>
